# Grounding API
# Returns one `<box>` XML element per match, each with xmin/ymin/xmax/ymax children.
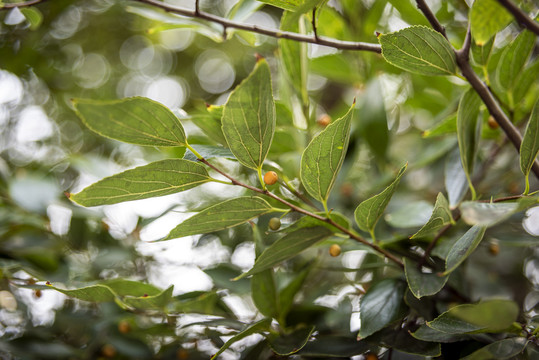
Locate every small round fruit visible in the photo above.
<box><xmin>489</xmin><ymin>242</ymin><xmax>500</xmax><ymax>256</ymax></box>
<box><xmin>101</xmin><ymin>344</ymin><xmax>117</xmax><ymax>358</ymax></box>
<box><xmin>34</xmin><ymin>290</ymin><xmax>42</xmax><ymax>298</ymax></box>
<box><xmin>269</xmin><ymin>217</ymin><xmax>281</xmax><ymax>231</ymax></box>
<box><xmin>317</xmin><ymin>114</ymin><xmax>331</xmax><ymax>127</ymax></box>
<box><xmin>264</xmin><ymin>171</ymin><xmax>278</xmax><ymax>185</ymax></box>
<box><xmin>365</xmin><ymin>353</ymin><xmax>379</xmax><ymax>360</ymax></box>
<box><xmin>329</xmin><ymin>244</ymin><xmax>341</xmax><ymax>257</ymax></box>
<box><xmin>487</xmin><ymin>116</ymin><xmax>499</xmax><ymax>129</ymax></box>
<box><xmin>118</xmin><ymin>320</ymin><xmax>131</xmax><ymax>334</ymax></box>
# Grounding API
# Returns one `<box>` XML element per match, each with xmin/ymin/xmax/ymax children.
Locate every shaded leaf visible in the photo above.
<box><xmin>297</xmin><ymin>335</ymin><xmax>371</xmax><ymax>357</ymax></box>
<box><xmin>210</xmin><ymin>318</ymin><xmax>272</xmax><ymax>360</ymax></box>
<box><xmin>520</xmin><ymin>99</ymin><xmax>539</xmax><ymax>188</ymax></box>
<box><xmin>422</xmin><ymin>113</ymin><xmax>456</xmax><ymax>138</ymax></box>
<box><xmin>183</xmin><ymin>145</ymin><xmax>235</xmax><ymax>161</ymax></box>
<box><xmin>461</xmin><ymin>337</ymin><xmax>527</xmax><ymax>360</ymax></box>
<box><xmin>471</xmin><ymin>37</ymin><xmax>494</xmax><ymax>67</ymax></box>
<box><xmin>122</xmin><ymin>286</ymin><xmax>174</xmax><ymax>310</ymax></box>
<box><xmin>411</xmin><ymin>324</ymin><xmax>470</xmax><ymax>343</ymax></box>
<box><xmin>457</xmin><ymin>88</ymin><xmax>482</xmax><ymax>198</ymax></box>
<box><xmin>281</xmin><ymin>211</ymin><xmax>350</xmax><ymax>233</ymax></box>
<box><xmin>359</xmin><ymin>278</ymin><xmax>406</xmax><ymax>339</ymax></box>
<box><xmin>404</xmin><ymin>258</ymin><xmax>449</xmax><ymax>299</ymax></box>
<box><xmin>445</xmin><ymin>147</ymin><xmax>468</xmax><ymax>208</ymax></box>
<box><xmin>280</xmin><ymin>11</ymin><xmax>308</xmax><ymax>103</ymax></box>
<box><xmin>354</xmin><ymin>164</ymin><xmax>407</xmax><ymax>234</ymax></box>
<box><xmin>269</xmin><ymin>326</ymin><xmax>315</xmax><ymax>355</ymax></box>
<box><xmin>300</xmin><ymin>104</ymin><xmax>354</xmax><ymax>204</ymax></box>
<box><xmin>251</xmin><ymin>224</ymin><xmax>278</xmax><ymax>318</ymax></box>
<box><xmin>278</xmin><ymin>264</ymin><xmax>312</xmax><ymax>318</ymax></box>
<box><xmin>236</xmin><ymin>226</ymin><xmax>333</xmax><ymax>279</ymax></box>
<box><xmin>222</xmin><ymin>58</ymin><xmax>275</xmax><ymax>170</ymax></box>
<box><xmin>70</xmin><ymin>159</ymin><xmax>213</xmax><ymax>207</ymax></box>
<box><xmin>379</xmin><ymin>26</ymin><xmax>457</xmax><ymax>76</ymax></box>
<box><xmin>514</xmin><ymin>59</ymin><xmax>539</xmax><ymax>104</ymax></box>
<box><xmin>460</xmin><ymin>201</ymin><xmax>518</xmax><ymax>227</ymax></box>
<box><xmin>471</xmin><ymin>0</ymin><xmax>512</xmax><ymax>45</ymax></box>
<box><xmin>357</xmin><ymin>79</ymin><xmax>389</xmax><ymax>161</ymax></box>
<box><xmin>411</xmin><ymin>193</ymin><xmax>453</xmax><ymax>239</ymax></box>
<box><xmin>444</xmin><ymin>225</ymin><xmax>486</xmax><ymax>275</ymax></box>
<box><xmin>385</xmin><ymin>201</ymin><xmax>433</xmax><ymax>229</ymax></box>
<box><xmin>367</xmin><ymin>327</ymin><xmax>441</xmax><ymax>356</ymax></box>
<box><xmin>164</xmin><ymin>197</ymin><xmax>276</xmax><ymax>240</ymax></box>
<box><xmin>72</xmin><ymin>97</ymin><xmax>186</xmax><ymax>147</ymax></box>
<box><xmin>427</xmin><ymin>300</ymin><xmax>519</xmax><ymax>334</ymax></box>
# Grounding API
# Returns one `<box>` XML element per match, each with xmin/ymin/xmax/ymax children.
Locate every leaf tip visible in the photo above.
<box><xmin>375</xmin><ymin>31</ymin><xmax>381</xmax><ymax>38</ymax></box>
<box><xmin>64</xmin><ymin>191</ymin><xmax>71</xmax><ymax>199</ymax></box>
<box><xmin>254</xmin><ymin>53</ymin><xmax>265</xmax><ymax>62</ymax></box>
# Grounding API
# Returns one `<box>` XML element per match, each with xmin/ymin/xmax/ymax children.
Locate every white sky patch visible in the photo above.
<box><xmin>15</xmin><ymin>106</ymin><xmax>53</xmax><ymax>142</ymax></box>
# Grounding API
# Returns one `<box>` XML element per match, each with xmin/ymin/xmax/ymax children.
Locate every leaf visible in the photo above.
<box><xmin>210</xmin><ymin>318</ymin><xmax>272</xmax><ymax>360</ymax></box>
<box><xmin>236</xmin><ymin>226</ymin><xmax>333</xmax><ymax>279</ymax></box>
<box><xmin>520</xmin><ymin>99</ymin><xmax>539</xmax><ymax>189</ymax></box>
<box><xmin>189</xmin><ymin>113</ymin><xmax>227</xmax><ymax>146</ymax></box>
<box><xmin>427</xmin><ymin>300</ymin><xmax>519</xmax><ymax>334</ymax></box>
<box><xmin>357</xmin><ymin>79</ymin><xmax>389</xmax><ymax>161</ymax></box>
<box><xmin>280</xmin><ymin>11</ymin><xmax>308</xmax><ymax>103</ymax></box>
<box><xmin>183</xmin><ymin>145</ymin><xmax>235</xmax><ymax>161</ymax></box>
<box><xmin>470</xmin><ymin>0</ymin><xmax>512</xmax><ymax>45</ymax></box>
<box><xmin>460</xmin><ymin>337</ymin><xmax>527</xmax><ymax>360</ymax></box>
<box><xmin>122</xmin><ymin>286</ymin><xmax>174</xmax><ymax>310</ymax></box>
<box><xmin>164</xmin><ymin>197</ymin><xmax>276</xmax><ymax>240</ymax></box>
<box><xmin>385</xmin><ymin>201</ymin><xmax>433</xmax><ymax>229</ymax></box>
<box><xmin>404</xmin><ymin>258</ymin><xmax>449</xmax><ymax>299</ymax></box>
<box><xmin>278</xmin><ymin>265</ymin><xmax>312</xmax><ymax>318</ymax></box>
<box><xmin>70</xmin><ymin>159</ymin><xmax>213</xmax><ymax>207</ymax></box>
<box><xmin>269</xmin><ymin>326</ymin><xmax>315</xmax><ymax>355</ymax></box>
<box><xmin>368</xmin><ymin>327</ymin><xmax>441</xmax><ymax>356</ymax></box>
<box><xmin>444</xmin><ymin>225</ymin><xmax>486</xmax><ymax>275</ymax></box>
<box><xmin>300</xmin><ymin>104</ymin><xmax>354</xmax><ymax>204</ymax></box>
<box><xmin>46</xmin><ymin>283</ymin><xmax>117</xmax><ymax>302</ymax></box>
<box><xmin>258</xmin><ymin>0</ymin><xmax>302</xmax><ymax>11</ymax></box>
<box><xmin>411</xmin><ymin>193</ymin><xmax>453</xmax><ymax>239</ymax></box>
<box><xmin>281</xmin><ymin>211</ymin><xmax>349</xmax><ymax>233</ymax></box>
<box><xmin>457</xmin><ymin>88</ymin><xmax>482</xmax><ymax>199</ymax></box>
<box><xmin>411</xmin><ymin>324</ymin><xmax>470</xmax><ymax>343</ymax></box>
<box><xmin>222</xmin><ymin>58</ymin><xmax>275</xmax><ymax>170</ymax></box>
<box><xmin>460</xmin><ymin>201</ymin><xmax>519</xmax><ymax>227</ymax></box>
<box><xmin>20</xmin><ymin>7</ymin><xmax>42</xmax><ymax>30</ymax></box>
<box><xmin>251</xmin><ymin>224</ymin><xmax>278</xmax><ymax>318</ymax></box>
<box><xmin>379</xmin><ymin>26</ymin><xmax>457</xmax><ymax>76</ymax></box>
<box><xmin>297</xmin><ymin>335</ymin><xmax>371</xmax><ymax>357</ymax></box>
<box><xmin>471</xmin><ymin>37</ymin><xmax>494</xmax><ymax>67</ymax></box>
<box><xmin>445</xmin><ymin>147</ymin><xmax>468</xmax><ymax>208</ymax></box>
<box><xmin>354</xmin><ymin>164</ymin><xmax>407</xmax><ymax>235</ymax></box>
<box><xmin>359</xmin><ymin>278</ymin><xmax>406</xmax><ymax>339</ymax></box>
<box><xmin>422</xmin><ymin>113</ymin><xmax>456</xmax><ymax>138</ymax></box>
<box><xmin>102</xmin><ymin>279</ymin><xmax>162</xmax><ymax>297</ymax></box>
<box><xmin>72</xmin><ymin>97</ymin><xmax>186</xmax><ymax>147</ymax></box>
<box><xmin>513</xmin><ymin>59</ymin><xmax>539</xmax><ymax>104</ymax></box>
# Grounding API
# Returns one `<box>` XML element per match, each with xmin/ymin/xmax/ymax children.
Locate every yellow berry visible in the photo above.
<box><xmin>317</xmin><ymin>114</ymin><xmax>331</xmax><ymax>127</ymax></box>
<box><xmin>489</xmin><ymin>242</ymin><xmax>500</xmax><ymax>256</ymax></box>
<box><xmin>329</xmin><ymin>244</ymin><xmax>341</xmax><ymax>257</ymax></box>
<box><xmin>264</xmin><ymin>171</ymin><xmax>278</xmax><ymax>185</ymax></box>
<box><xmin>118</xmin><ymin>320</ymin><xmax>131</xmax><ymax>334</ymax></box>
<box><xmin>269</xmin><ymin>217</ymin><xmax>281</xmax><ymax>230</ymax></box>
<box><xmin>487</xmin><ymin>116</ymin><xmax>499</xmax><ymax>129</ymax></box>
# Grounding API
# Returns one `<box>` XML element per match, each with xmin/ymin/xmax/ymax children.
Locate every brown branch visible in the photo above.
<box><xmin>496</xmin><ymin>0</ymin><xmax>539</xmax><ymax>36</ymax></box>
<box><xmin>197</xmin><ymin>157</ymin><xmax>404</xmax><ymax>268</ymax></box>
<box><xmin>131</xmin><ymin>0</ymin><xmax>381</xmax><ymax>53</ymax></box>
<box><xmin>0</xmin><ymin>0</ymin><xmax>48</xmax><ymax>9</ymax></box>
<box><xmin>415</xmin><ymin>0</ymin><xmax>447</xmax><ymax>38</ymax></box>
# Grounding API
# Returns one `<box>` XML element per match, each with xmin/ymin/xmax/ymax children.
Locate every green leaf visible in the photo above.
<box><xmin>459</xmin><ymin>201</ymin><xmax>519</xmax><ymax>227</ymax></box>
<box><xmin>445</xmin><ymin>147</ymin><xmax>468</xmax><ymax>208</ymax></box>
<box><xmin>359</xmin><ymin>278</ymin><xmax>406</xmax><ymax>339</ymax></box>
<box><xmin>102</xmin><ymin>279</ymin><xmax>162</xmax><ymax>297</ymax></box>
<box><xmin>411</xmin><ymin>193</ymin><xmax>453</xmax><ymax>239</ymax></box>
<box><xmin>457</xmin><ymin>88</ymin><xmax>482</xmax><ymax>199</ymax></box>
<box><xmin>385</xmin><ymin>201</ymin><xmax>433</xmax><ymax>228</ymax></box>
<box><xmin>269</xmin><ymin>326</ymin><xmax>315</xmax><ymax>355</ymax></box>
<box><xmin>72</xmin><ymin>97</ymin><xmax>187</xmax><ymax>147</ymax></box>
<box><xmin>379</xmin><ymin>26</ymin><xmax>457</xmax><ymax>76</ymax></box>
<box><xmin>251</xmin><ymin>224</ymin><xmax>278</xmax><ymax>318</ymax></box>
<box><xmin>404</xmin><ymin>258</ymin><xmax>449</xmax><ymax>299</ymax></box>
<box><xmin>189</xmin><ymin>112</ymin><xmax>227</xmax><ymax>146</ymax></box>
<box><xmin>281</xmin><ymin>211</ymin><xmax>350</xmax><ymax>233</ymax></box>
<box><xmin>46</xmin><ymin>283</ymin><xmax>117</xmax><ymax>302</ymax></box>
<box><xmin>164</xmin><ymin>197</ymin><xmax>276</xmax><ymax>240</ymax></box>
<box><xmin>471</xmin><ymin>37</ymin><xmax>494</xmax><ymax>67</ymax></box>
<box><xmin>210</xmin><ymin>318</ymin><xmax>272</xmax><ymax>360</ymax></box>
<box><xmin>471</xmin><ymin>0</ymin><xmax>512</xmax><ymax>45</ymax></box>
<box><xmin>513</xmin><ymin>59</ymin><xmax>539</xmax><ymax>105</ymax></box>
<box><xmin>460</xmin><ymin>337</ymin><xmax>527</xmax><ymax>360</ymax></box>
<box><xmin>354</xmin><ymin>164</ymin><xmax>407</xmax><ymax>235</ymax></box>
<box><xmin>280</xmin><ymin>11</ymin><xmax>308</xmax><ymax>103</ymax></box>
<box><xmin>411</xmin><ymin>325</ymin><xmax>470</xmax><ymax>343</ymax></box>
<box><xmin>278</xmin><ymin>265</ymin><xmax>312</xmax><ymax>319</ymax></box>
<box><xmin>368</xmin><ymin>327</ymin><xmax>441</xmax><ymax>356</ymax></box>
<box><xmin>183</xmin><ymin>145</ymin><xmax>234</xmax><ymax>161</ymax></box>
<box><xmin>357</xmin><ymin>79</ymin><xmax>389</xmax><ymax>161</ymax></box>
<box><xmin>236</xmin><ymin>226</ymin><xmax>333</xmax><ymax>279</ymax></box>
<box><xmin>444</xmin><ymin>225</ymin><xmax>486</xmax><ymax>275</ymax></box>
<box><xmin>222</xmin><ymin>58</ymin><xmax>275</xmax><ymax>170</ymax></box>
<box><xmin>422</xmin><ymin>113</ymin><xmax>457</xmax><ymax>138</ymax></box>
<box><xmin>20</xmin><ymin>7</ymin><xmax>42</xmax><ymax>30</ymax></box>
<box><xmin>70</xmin><ymin>159</ymin><xmax>213</xmax><ymax>207</ymax></box>
<box><xmin>122</xmin><ymin>286</ymin><xmax>174</xmax><ymax>310</ymax></box>
<box><xmin>520</xmin><ymin>99</ymin><xmax>539</xmax><ymax>192</ymax></box>
<box><xmin>300</xmin><ymin>104</ymin><xmax>354</xmax><ymax>205</ymax></box>
<box><xmin>427</xmin><ymin>300</ymin><xmax>519</xmax><ymax>334</ymax></box>
<box><xmin>258</xmin><ymin>0</ymin><xmax>301</xmax><ymax>11</ymax></box>
<box><xmin>297</xmin><ymin>336</ymin><xmax>371</xmax><ymax>357</ymax></box>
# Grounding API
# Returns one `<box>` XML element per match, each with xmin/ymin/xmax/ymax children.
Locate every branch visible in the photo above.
<box><xmin>415</xmin><ymin>0</ymin><xmax>447</xmax><ymax>38</ymax></box>
<box><xmin>131</xmin><ymin>0</ymin><xmax>381</xmax><ymax>53</ymax></box>
<box><xmin>0</xmin><ymin>0</ymin><xmax>48</xmax><ymax>9</ymax></box>
<box><xmin>197</xmin><ymin>157</ymin><xmax>404</xmax><ymax>268</ymax></box>
<box><xmin>496</xmin><ymin>0</ymin><xmax>539</xmax><ymax>36</ymax></box>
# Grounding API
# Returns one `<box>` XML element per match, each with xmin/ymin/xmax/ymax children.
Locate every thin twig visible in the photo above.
<box><xmin>415</xmin><ymin>0</ymin><xmax>447</xmax><ymax>38</ymax></box>
<box><xmin>131</xmin><ymin>0</ymin><xmax>381</xmax><ymax>53</ymax></box>
<box><xmin>418</xmin><ymin>212</ymin><xmax>461</xmax><ymax>268</ymax></box>
<box><xmin>0</xmin><ymin>0</ymin><xmax>48</xmax><ymax>9</ymax></box>
<box><xmin>197</xmin><ymin>157</ymin><xmax>404</xmax><ymax>268</ymax></box>
<box><xmin>311</xmin><ymin>8</ymin><xmax>319</xmax><ymax>41</ymax></box>
<box><xmin>496</xmin><ymin>0</ymin><xmax>539</xmax><ymax>36</ymax></box>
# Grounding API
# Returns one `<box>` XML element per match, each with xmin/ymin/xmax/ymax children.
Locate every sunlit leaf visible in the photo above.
<box><xmin>269</xmin><ymin>326</ymin><xmax>315</xmax><ymax>355</ymax></box>
<box><xmin>210</xmin><ymin>318</ymin><xmax>272</xmax><ymax>360</ymax></box>
<box><xmin>20</xmin><ymin>7</ymin><xmax>42</xmax><ymax>30</ymax></box>
<box><xmin>470</xmin><ymin>0</ymin><xmax>512</xmax><ymax>45</ymax></box>
<box><xmin>379</xmin><ymin>26</ymin><xmax>457</xmax><ymax>76</ymax></box>
<box><xmin>251</xmin><ymin>224</ymin><xmax>278</xmax><ymax>318</ymax></box>
<box><xmin>222</xmin><ymin>58</ymin><xmax>275</xmax><ymax>170</ymax></box>
<box><xmin>354</xmin><ymin>164</ymin><xmax>407</xmax><ymax>235</ymax></box>
<box><xmin>404</xmin><ymin>258</ymin><xmax>448</xmax><ymax>299</ymax></box>
<box><xmin>72</xmin><ymin>97</ymin><xmax>186</xmax><ymax>147</ymax></box>
<box><xmin>359</xmin><ymin>278</ymin><xmax>406</xmax><ymax>338</ymax></box>
<box><xmin>70</xmin><ymin>160</ymin><xmax>213</xmax><ymax>207</ymax></box>
<box><xmin>300</xmin><ymin>104</ymin><xmax>354</xmax><ymax>204</ymax></box>
<box><xmin>411</xmin><ymin>193</ymin><xmax>453</xmax><ymax>239</ymax></box>
<box><xmin>461</xmin><ymin>337</ymin><xmax>527</xmax><ymax>360</ymax></box>
<box><xmin>427</xmin><ymin>300</ymin><xmax>519</xmax><ymax>334</ymax></box>
<box><xmin>164</xmin><ymin>197</ymin><xmax>277</xmax><ymax>240</ymax></box>
<box><xmin>444</xmin><ymin>225</ymin><xmax>486</xmax><ymax>275</ymax></box>
<box><xmin>258</xmin><ymin>0</ymin><xmax>302</xmax><ymax>11</ymax></box>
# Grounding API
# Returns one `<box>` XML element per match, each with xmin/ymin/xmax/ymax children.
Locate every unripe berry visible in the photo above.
<box><xmin>317</xmin><ymin>114</ymin><xmax>331</xmax><ymax>127</ymax></box>
<box><xmin>488</xmin><ymin>241</ymin><xmax>500</xmax><ymax>256</ymax></box>
<box><xmin>329</xmin><ymin>244</ymin><xmax>341</xmax><ymax>257</ymax></box>
<box><xmin>365</xmin><ymin>353</ymin><xmax>379</xmax><ymax>360</ymax></box>
<box><xmin>268</xmin><ymin>217</ymin><xmax>281</xmax><ymax>230</ymax></box>
<box><xmin>101</xmin><ymin>344</ymin><xmax>117</xmax><ymax>358</ymax></box>
<box><xmin>487</xmin><ymin>116</ymin><xmax>499</xmax><ymax>129</ymax></box>
<box><xmin>264</xmin><ymin>171</ymin><xmax>278</xmax><ymax>185</ymax></box>
<box><xmin>118</xmin><ymin>320</ymin><xmax>131</xmax><ymax>334</ymax></box>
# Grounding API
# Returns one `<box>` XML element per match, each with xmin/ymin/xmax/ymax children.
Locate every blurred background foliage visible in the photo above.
<box><xmin>0</xmin><ymin>0</ymin><xmax>538</xmax><ymax>359</ymax></box>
